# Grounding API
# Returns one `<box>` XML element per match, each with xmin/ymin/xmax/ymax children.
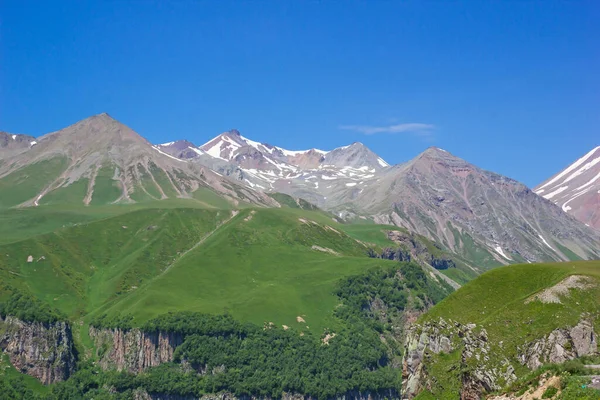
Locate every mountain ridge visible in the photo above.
<box><xmin>1</xmin><ymin>114</ymin><xmax>598</xmax><ymax>265</ymax></box>
<box><xmin>535</xmin><ymin>145</ymin><xmax>600</xmax><ymax>229</ymax></box>
<box><xmin>0</xmin><ymin>114</ymin><xmax>276</xmax><ymax>208</ymax></box>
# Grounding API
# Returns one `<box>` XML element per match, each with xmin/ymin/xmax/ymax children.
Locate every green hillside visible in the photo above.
<box><xmin>0</xmin><ymin>205</ymin><xmax>400</xmax><ymax>334</ymax></box>
<box><xmin>415</xmin><ymin>260</ymin><xmax>600</xmax><ymax>399</ymax></box>
<box><xmin>0</xmin><ymin>200</ymin><xmax>458</xmax><ymax>399</ymax></box>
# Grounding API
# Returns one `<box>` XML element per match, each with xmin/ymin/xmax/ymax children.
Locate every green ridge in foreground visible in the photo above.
<box><xmin>417</xmin><ymin>260</ymin><xmax>600</xmax><ymax>399</ymax></box>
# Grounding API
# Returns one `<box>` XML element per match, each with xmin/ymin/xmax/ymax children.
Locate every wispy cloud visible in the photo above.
<box><xmin>339</xmin><ymin>122</ymin><xmax>435</xmax><ymax>137</ymax></box>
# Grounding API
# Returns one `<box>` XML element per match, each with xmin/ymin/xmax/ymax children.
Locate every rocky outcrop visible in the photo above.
<box><xmin>368</xmin><ymin>230</ymin><xmax>456</xmax><ymax>271</ymax></box>
<box><xmin>401</xmin><ymin>318</ymin><xmax>516</xmax><ymax>400</ymax></box>
<box><xmin>0</xmin><ymin>316</ymin><xmax>76</xmax><ymax>384</ymax></box>
<box><xmin>133</xmin><ymin>389</ymin><xmax>399</xmax><ymax>400</ymax></box>
<box><xmin>90</xmin><ymin>326</ymin><xmax>184</xmax><ymax>373</ymax></box>
<box><xmin>519</xmin><ymin>318</ymin><xmax>597</xmax><ymax>369</ymax></box>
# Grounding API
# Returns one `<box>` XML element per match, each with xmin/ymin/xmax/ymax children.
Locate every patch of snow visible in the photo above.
<box><xmin>160</xmin><ymin>141</ymin><xmax>174</xmax><ymax>146</ymax></box>
<box><xmin>377</xmin><ymin>157</ymin><xmax>389</xmax><ymax>167</ymax></box>
<box><xmin>240</xmin><ymin>135</ymin><xmax>265</xmax><ymax>152</ymax></box>
<box><xmin>494</xmin><ymin>245</ymin><xmax>511</xmax><ymax>260</ymax></box>
<box><xmin>33</xmin><ymin>193</ymin><xmax>44</xmax><ymax>206</ymax></box>
<box><xmin>189</xmin><ymin>147</ymin><xmax>205</xmax><ymax>155</ymax></box>
<box><xmin>537</xmin><ymin>234</ymin><xmax>555</xmax><ymax>251</ymax></box>
<box><xmin>542</xmin><ymin>185</ymin><xmax>569</xmax><ymax>200</ymax></box>
<box><xmin>203</xmin><ymin>140</ymin><xmax>228</xmax><ymax>161</ymax></box>
<box><xmin>561</xmin><ymin>187</ymin><xmax>593</xmax><ymax>212</ymax></box>
<box><xmin>152</xmin><ymin>146</ymin><xmax>187</xmax><ymax>162</ymax></box>
<box><xmin>11</xmin><ymin>134</ymin><xmax>16</xmax><ymax>140</ymax></box>
<box><xmin>575</xmin><ymin>170</ymin><xmax>600</xmax><ymax>190</ymax></box>
<box><xmin>346</xmin><ymin>182</ymin><xmax>357</xmax><ymax>187</ymax></box>
<box><xmin>30</xmin><ymin>141</ymin><xmax>37</xmax><ymax>146</ymax></box>
<box><xmin>562</xmin><ymin>156</ymin><xmax>600</xmax><ymax>184</ymax></box>
<box><xmin>534</xmin><ymin>188</ymin><xmax>545</xmax><ymax>194</ymax></box>
<box><xmin>321</xmin><ymin>175</ymin><xmax>337</xmax><ymax>180</ymax></box>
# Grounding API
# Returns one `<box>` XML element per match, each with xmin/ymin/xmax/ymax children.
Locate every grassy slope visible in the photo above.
<box><xmin>419</xmin><ymin>260</ymin><xmax>600</xmax><ymax>397</ymax></box>
<box><xmin>0</xmin><ymin>157</ymin><xmax>69</xmax><ymax>208</ymax></box>
<box><xmin>0</xmin><ymin>205</ymin><xmax>396</xmax><ymax>337</ymax></box>
<box><xmin>0</xmin><ymin>198</ymin><xmax>235</xmax><ymax>246</ymax></box>
<box><xmin>99</xmin><ymin>208</ymin><xmax>393</xmax><ymax>333</ymax></box>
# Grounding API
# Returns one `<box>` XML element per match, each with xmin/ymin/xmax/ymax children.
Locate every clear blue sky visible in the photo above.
<box><xmin>1</xmin><ymin>1</ymin><xmax>598</xmax><ymax>187</ymax></box>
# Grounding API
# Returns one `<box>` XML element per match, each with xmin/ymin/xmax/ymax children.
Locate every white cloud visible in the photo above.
<box><xmin>339</xmin><ymin>123</ymin><xmax>435</xmax><ymax>136</ymax></box>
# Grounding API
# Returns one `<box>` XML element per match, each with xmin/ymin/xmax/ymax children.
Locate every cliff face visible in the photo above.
<box><xmin>0</xmin><ymin>316</ymin><xmax>76</xmax><ymax>384</ymax></box>
<box><xmin>401</xmin><ymin>318</ymin><xmax>516</xmax><ymax>400</ymax></box>
<box><xmin>402</xmin><ymin>317</ymin><xmax>598</xmax><ymax>399</ymax></box>
<box><xmin>89</xmin><ymin>326</ymin><xmax>183</xmax><ymax>373</ymax></box>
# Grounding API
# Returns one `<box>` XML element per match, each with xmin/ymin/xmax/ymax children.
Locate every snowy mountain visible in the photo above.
<box><xmin>0</xmin><ymin>114</ymin><xmax>276</xmax><ymax>208</ymax></box>
<box><xmin>2</xmin><ymin>116</ymin><xmax>597</xmax><ymax>265</ymax></box>
<box><xmin>156</xmin><ymin>130</ymin><xmax>390</xmax><ymax>200</ymax></box>
<box><xmin>157</xmin><ymin>130</ymin><xmax>600</xmax><ymax>263</ymax></box>
<box><xmin>535</xmin><ymin>146</ymin><xmax>600</xmax><ymax>229</ymax></box>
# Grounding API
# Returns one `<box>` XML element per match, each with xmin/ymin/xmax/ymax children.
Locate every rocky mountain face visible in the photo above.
<box><xmin>0</xmin><ymin>316</ymin><xmax>76</xmax><ymax>384</ymax></box>
<box><xmin>156</xmin><ymin>140</ymin><xmax>205</xmax><ymax>160</ymax></box>
<box><xmin>158</xmin><ymin>130</ymin><xmax>387</xmax><ymax>207</ymax></box>
<box><xmin>0</xmin><ymin>131</ymin><xmax>37</xmax><ymax>159</ymax></box>
<box><xmin>90</xmin><ymin>326</ymin><xmax>183</xmax><ymax>373</ymax></box>
<box><xmin>402</xmin><ymin>317</ymin><xmax>517</xmax><ymax>400</ymax></box>
<box><xmin>535</xmin><ymin>146</ymin><xmax>600</xmax><ymax>229</ymax></box>
<box><xmin>353</xmin><ymin>147</ymin><xmax>600</xmax><ymax>265</ymax></box>
<box><xmin>0</xmin><ymin>114</ymin><xmax>277</xmax><ymax>208</ymax></box>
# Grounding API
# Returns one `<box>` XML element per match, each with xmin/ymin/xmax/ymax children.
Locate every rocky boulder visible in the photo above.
<box><xmin>519</xmin><ymin>318</ymin><xmax>597</xmax><ymax>369</ymax></box>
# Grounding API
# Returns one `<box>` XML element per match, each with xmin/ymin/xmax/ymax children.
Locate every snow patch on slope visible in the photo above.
<box><xmin>543</xmin><ymin>185</ymin><xmax>569</xmax><ymax>199</ymax></box>
<box><xmin>538</xmin><ymin>146</ymin><xmax>600</xmax><ymax>190</ymax></box>
<box><xmin>494</xmin><ymin>245</ymin><xmax>511</xmax><ymax>260</ymax></box>
<box><xmin>152</xmin><ymin>146</ymin><xmax>187</xmax><ymax>162</ymax></box>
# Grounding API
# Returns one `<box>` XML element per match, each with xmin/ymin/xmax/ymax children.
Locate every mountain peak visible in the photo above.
<box><xmin>422</xmin><ymin>146</ymin><xmax>450</xmax><ymax>156</ymax></box>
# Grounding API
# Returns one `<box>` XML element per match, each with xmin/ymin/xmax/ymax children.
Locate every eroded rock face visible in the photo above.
<box><xmin>0</xmin><ymin>316</ymin><xmax>76</xmax><ymax>384</ymax></box>
<box><xmin>401</xmin><ymin>318</ymin><xmax>516</xmax><ymax>400</ymax></box>
<box><xmin>519</xmin><ymin>319</ymin><xmax>597</xmax><ymax>369</ymax></box>
<box><xmin>90</xmin><ymin>326</ymin><xmax>184</xmax><ymax>373</ymax></box>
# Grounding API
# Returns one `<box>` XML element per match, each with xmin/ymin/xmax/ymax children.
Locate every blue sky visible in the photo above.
<box><xmin>1</xmin><ymin>1</ymin><xmax>598</xmax><ymax>187</ymax></box>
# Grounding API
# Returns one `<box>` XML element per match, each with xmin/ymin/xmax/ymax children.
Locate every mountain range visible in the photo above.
<box><xmin>1</xmin><ymin>114</ymin><xmax>598</xmax><ymax>266</ymax></box>
<box><xmin>1</xmin><ymin>113</ymin><xmax>600</xmax><ymax>400</ymax></box>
